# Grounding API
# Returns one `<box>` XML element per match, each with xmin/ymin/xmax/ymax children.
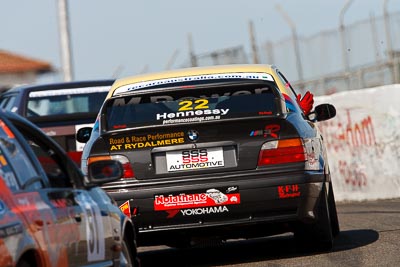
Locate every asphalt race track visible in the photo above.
<box><xmin>138</xmin><ymin>198</ymin><xmax>400</xmax><ymax>266</ymax></box>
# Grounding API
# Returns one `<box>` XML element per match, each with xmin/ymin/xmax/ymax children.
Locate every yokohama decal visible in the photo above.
<box><xmin>180</xmin><ymin>206</ymin><xmax>229</xmax><ymax>216</ymax></box>
<box><xmin>154</xmin><ymin>187</ymin><xmax>240</xmax><ymax>211</ymax></box>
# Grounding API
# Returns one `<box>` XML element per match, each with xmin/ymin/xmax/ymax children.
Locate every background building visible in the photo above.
<box><xmin>0</xmin><ymin>50</ymin><xmax>54</xmax><ymax>92</ymax></box>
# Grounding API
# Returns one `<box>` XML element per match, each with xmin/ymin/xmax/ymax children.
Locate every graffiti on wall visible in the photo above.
<box><xmin>314</xmin><ymin>86</ymin><xmax>400</xmax><ymax>201</ymax></box>
<box><xmin>318</xmin><ymin>108</ymin><xmax>376</xmax><ymax>190</ymax></box>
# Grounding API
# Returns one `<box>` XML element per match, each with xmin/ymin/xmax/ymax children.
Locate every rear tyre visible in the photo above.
<box><xmin>16</xmin><ymin>259</ymin><xmax>32</xmax><ymax>267</ymax></box>
<box><xmin>294</xmin><ymin>184</ymin><xmax>334</xmax><ymax>251</ymax></box>
<box><xmin>121</xmin><ymin>235</ymin><xmax>140</xmax><ymax>267</ymax></box>
<box><xmin>328</xmin><ymin>181</ymin><xmax>340</xmax><ymax>237</ymax></box>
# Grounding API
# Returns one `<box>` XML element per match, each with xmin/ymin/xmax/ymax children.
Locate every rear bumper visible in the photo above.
<box><xmin>105</xmin><ymin>170</ymin><xmax>327</xmax><ymax>245</ymax></box>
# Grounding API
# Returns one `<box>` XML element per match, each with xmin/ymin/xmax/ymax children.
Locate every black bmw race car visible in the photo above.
<box><xmin>78</xmin><ymin>64</ymin><xmax>339</xmax><ymax>250</ymax></box>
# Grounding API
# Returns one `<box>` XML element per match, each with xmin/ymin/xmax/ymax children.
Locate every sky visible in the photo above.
<box><xmin>1</xmin><ymin>0</ymin><xmax>399</xmax><ymax>84</ymax></box>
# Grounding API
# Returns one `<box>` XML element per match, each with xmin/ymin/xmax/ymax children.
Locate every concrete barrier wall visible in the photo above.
<box><xmin>315</xmin><ymin>84</ymin><xmax>400</xmax><ymax>202</ymax></box>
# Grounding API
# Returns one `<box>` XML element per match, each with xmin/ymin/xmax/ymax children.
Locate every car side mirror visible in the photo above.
<box><xmin>76</xmin><ymin>127</ymin><xmax>93</xmax><ymax>143</ymax></box>
<box><xmin>87</xmin><ymin>160</ymin><xmax>123</xmax><ymax>185</ymax></box>
<box><xmin>308</xmin><ymin>103</ymin><xmax>336</xmax><ymax>122</ymax></box>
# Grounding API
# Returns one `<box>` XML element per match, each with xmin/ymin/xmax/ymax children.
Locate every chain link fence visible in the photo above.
<box><xmin>187</xmin><ymin>11</ymin><xmax>400</xmax><ymax>96</ymax></box>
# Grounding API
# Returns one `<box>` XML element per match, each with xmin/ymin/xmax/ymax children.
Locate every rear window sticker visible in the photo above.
<box><xmin>178</xmin><ymin>99</ymin><xmax>209</xmax><ymax>111</ymax></box>
<box><xmin>113</xmin><ymin>72</ymin><xmax>274</xmax><ymax>95</ymax></box>
<box><xmin>157</xmin><ymin>108</ymin><xmax>229</xmax><ymax>121</ymax></box>
<box><xmin>106</xmin><ymin>85</ymin><xmax>276</xmax><ymax>128</ymax></box>
<box><xmin>111</xmin><ymin>87</ymin><xmax>271</xmax><ymax>106</ymax></box>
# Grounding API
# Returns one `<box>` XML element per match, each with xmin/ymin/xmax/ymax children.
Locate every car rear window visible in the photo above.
<box><xmin>27</xmin><ymin>86</ymin><xmax>110</xmax><ymax>117</ymax></box>
<box><xmin>0</xmin><ymin>95</ymin><xmax>17</xmax><ymax>111</ymax></box>
<box><xmin>104</xmin><ymin>83</ymin><xmax>278</xmax><ymax>130</ymax></box>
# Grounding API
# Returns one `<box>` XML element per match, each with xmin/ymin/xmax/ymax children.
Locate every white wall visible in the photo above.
<box><xmin>315</xmin><ymin>84</ymin><xmax>400</xmax><ymax>202</ymax></box>
<box><xmin>0</xmin><ymin>72</ymin><xmax>37</xmax><ymax>91</ymax></box>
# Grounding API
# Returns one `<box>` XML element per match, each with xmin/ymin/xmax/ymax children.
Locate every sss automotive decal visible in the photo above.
<box><xmin>166</xmin><ymin>147</ymin><xmax>224</xmax><ymax>172</ymax></box>
<box><xmin>113</xmin><ymin>72</ymin><xmax>274</xmax><ymax>95</ymax></box>
<box><xmin>109</xmin><ymin>131</ymin><xmax>185</xmax><ymax>151</ymax></box>
<box><xmin>154</xmin><ymin>187</ymin><xmax>240</xmax><ymax>218</ymax></box>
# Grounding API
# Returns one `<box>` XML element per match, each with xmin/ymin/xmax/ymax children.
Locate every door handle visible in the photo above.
<box><xmin>74</xmin><ymin>213</ymin><xmax>82</xmax><ymax>223</ymax></box>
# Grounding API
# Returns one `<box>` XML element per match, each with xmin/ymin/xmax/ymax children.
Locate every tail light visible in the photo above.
<box><xmin>257</xmin><ymin>138</ymin><xmax>306</xmax><ymax>166</ymax></box>
<box><xmin>88</xmin><ymin>155</ymin><xmax>135</xmax><ymax>179</ymax></box>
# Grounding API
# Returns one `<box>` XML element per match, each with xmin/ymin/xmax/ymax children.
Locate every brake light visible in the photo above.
<box><xmin>88</xmin><ymin>155</ymin><xmax>135</xmax><ymax>179</ymax></box>
<box><xmin>121</xmin><ymin>162</ymin><xmax>134</xmax><ymax>178</ymax></box>
<box><xmin>257</xmin><ymin>138</ymin><xmax>306</xmax><ymax>166</ymax></box>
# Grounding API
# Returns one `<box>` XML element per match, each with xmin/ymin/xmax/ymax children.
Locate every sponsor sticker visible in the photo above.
<box><xmin>180</xmin><ymin>206</ymin><xmax>229</xmax><ymax>216</ymax></box>
<box><xmin>113</xmin><ymin>72</ymin><xmax>275</xmax><ymax>95</ymax></box>
<box><xmin>119</xmin><ymin>200</ymin><xmax>131</xmax><ymax>217</ymax></box>
<box><xmin>157</xmin><ymin>108</ymin><xmax>229</xmax><ymax>121</ymax></box>
<box><xmin>159</xmin><ymin>98</ymin><xmax>229</xmax><ymax>125</ymax></box>
<box><xmin>154</xmin><ymin>187</ymin><xmax>240</xmax><ymax>211</ymax></box>
<box><xmin>166</xmin><ymin>147</ymin><xmax>224</xmax><ymax>172</ymax></box>
<box><xmin>278</xmin><ymin>184</ymin><xmax>301</xmax><ymax>199</ymax></box>
<box><xmin>250</xmin><ymin>124</ymin><xmax>280</xmax><ymax>138</ymax></box>
<box><xmin>108</xmin><ymin>131</ymin><xmax>185</xmax><ymax>151</ymax></box>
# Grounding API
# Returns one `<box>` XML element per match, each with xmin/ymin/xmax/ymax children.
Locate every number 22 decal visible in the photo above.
<box><xmin>178</xmin><ymin>99</ymin><xmax>209</xmax><ymax>111</ymax></box>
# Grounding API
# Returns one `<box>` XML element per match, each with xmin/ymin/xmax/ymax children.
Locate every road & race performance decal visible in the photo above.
<box><xmin>154</xmin><ymin>187</ymin><xmax>240</xmax><ymax>218</ymax></box>
<box><xmin>108</xmin><ymin>131</ymin><xmax>185</xmax><ymax>151</ymax></box>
